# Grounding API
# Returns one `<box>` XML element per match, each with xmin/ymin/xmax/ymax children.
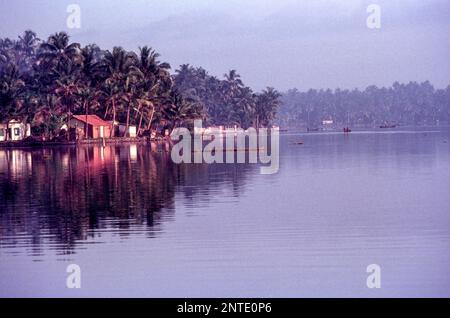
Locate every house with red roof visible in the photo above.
<box><xmin>69</xmin><ymin>115</ymin><xmax>112</xmax><ymax>139</ymax></box>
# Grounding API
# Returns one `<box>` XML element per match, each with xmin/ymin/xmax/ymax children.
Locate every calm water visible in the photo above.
<box><xmin>1</xmin><ymin>129</ymin><xmax>450</xmax><ymax>297</ymax></box>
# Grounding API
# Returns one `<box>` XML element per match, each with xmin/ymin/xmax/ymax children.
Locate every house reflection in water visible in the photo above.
<box><xmin>0</xmin><ymin>144</ymin><xmax>256</xmax><ymax>256</ymax></box>
<box><xmin>0</xmin><ymin>149</ymin><xmax>33</xmax><ymax>177</ymax></box>
<box><xmin>130</xmin><ymin>144</ymin><xmax>137</xmax><ymax>162</ymax></box>
<box><xmin>73</xmin><ymin>145</ymin><xmax>115</xmax><ymax>171</ymax></box>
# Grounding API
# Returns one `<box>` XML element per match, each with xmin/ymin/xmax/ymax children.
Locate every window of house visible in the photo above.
<box><xmin>0</xmin><ymin>129</ymin><xmax>4</xmax><ymax>137</ymax></box>
<box><xmin>14</xmin><ymin>128</ymin><xmax>20</xmax><ymax>136</ymax></box>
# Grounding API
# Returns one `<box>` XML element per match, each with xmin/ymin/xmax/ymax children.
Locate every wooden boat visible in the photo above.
<box><xmin>307</xmin><ymin>127</ymin><xmax>320</xmax><ymax>132</ymax></box>
<box><xmin>343</xmin><ymin>112</ymin><xmax>352</xmax><ymax>133</ymax></box>
<box><xmin>379</xmin><ymin>124</ymin><xmax>397</xmax><ymax>129</ymax></box>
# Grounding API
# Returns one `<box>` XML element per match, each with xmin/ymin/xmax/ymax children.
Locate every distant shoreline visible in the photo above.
<box><xmin>1</xmin><ymin>125</ymin><xmax>448</xmax><ymax>150</ymax></box>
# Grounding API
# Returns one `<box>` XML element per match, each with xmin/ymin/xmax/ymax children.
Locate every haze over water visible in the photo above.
<box><xmin>1</xmin><ymin>128</ymin><xmax>450</xmax><ymax>297</ymax></box>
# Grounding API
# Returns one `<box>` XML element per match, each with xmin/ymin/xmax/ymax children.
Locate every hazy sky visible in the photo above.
<box><xmin>0</xmin><ymin>0</ymin><xmax>449</xmax><ymax>91</ymax></box>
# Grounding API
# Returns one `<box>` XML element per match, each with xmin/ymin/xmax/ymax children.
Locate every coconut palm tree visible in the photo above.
<box><xmin>101</xmin><ymin>46</ymin><xmax>136</xmax><ymax>77</ymax></box>
<box><xmin>80</xmin><ymin>44</ymin><xmax>102</xmax><ymax>85</ymax></box>
<box><xmin>97</xmin><ymin>47</ymin><xmax>138</xmax><ymax>136</ymax></box>
<box><xmin>135</xmin><ymin>46</ymin><xmax>171</xmax><ymax>81</ymax></box>
<box><xmin>224</xmin><ymin>69</ymin><xmax>243</xmax><ymax>90</ymax></box>
<box><xmin>162</xmin><ymin>90</ymin><xmax>203</xmax><ymax>130</ymax></box>
<box><xmin>129</xmin><ymin>46</ymin><xmax>173</xmax><ymax>135</ymax></box>
<box><xmin>32</xmin><ymin>93</ymin><xmax>63</xmax><ymax>140</ymax></box>
<box><xmin>255</xmin><ymin>87</ymin><xmax>281</xmax><ymax>128</ymax></box>
<box><xmin>18</xmin><ymin>30</ymin><xmax>40</xmax><ymax>56</ymax></box>
<box><xmin>38</xmin><ymin>32</ymin><xmax>82</xmax><ymax>69</ymax></box>
<box><xmin>0</xmin><ymin>61</ymin><xmax>26</xmax><ymax>140</ymax></box>
<box><xmin>99</xmin><ymin>81</ymin><xmax>122</xmax><ymax>138</ymax></box>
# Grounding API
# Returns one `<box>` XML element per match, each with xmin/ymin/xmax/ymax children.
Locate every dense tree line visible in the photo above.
<box><xmin>174</xmin><ymin>65</ymin><xmax>281</xmax><ymax>128</ymax></box>
<box><xmin>277</xmin><ymin>82</ymin><xmax>450</xmax><ymax>128</ymax></box>
<box><xmin>0</xmin><ymin>30</ymin><xmax>281</xmax><ymax>140</ymax></box>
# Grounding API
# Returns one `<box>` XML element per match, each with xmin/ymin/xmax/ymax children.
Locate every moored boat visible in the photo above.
<box><xmin>379</xmin><ymin>124</ymin><xmax>397</xmax><ymax>129</ymax></box>
<box><xmin>307</xmin><ymin>127</ymin><xmax>320</xmax><ymax>132</ymax></box>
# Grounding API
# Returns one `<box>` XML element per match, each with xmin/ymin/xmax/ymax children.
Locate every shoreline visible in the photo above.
<box><xmin>1</xmin><ymin>126</ymin><xmax>448</xmax><ymax>149</ymax></box>
<box><xmin>0</xmin><ymin>137</ymin><xmax>169</xmax><ymax>149</ymax></box>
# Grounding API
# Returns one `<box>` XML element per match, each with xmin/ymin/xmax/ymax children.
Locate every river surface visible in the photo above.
<box><xmin>1</xmin><ymin>128</ymin><xmax>450</xmax><ymax>297</ymax></box>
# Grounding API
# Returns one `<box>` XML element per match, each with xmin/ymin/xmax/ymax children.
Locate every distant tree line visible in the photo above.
<box><xmin>277</xmin><ymin>82</ymin><xmax>450</xmax><ymax>128</ymax></box>
<box><xmin>0</xmin><ymin>30</ymin><xmax>281</xmax><ymax>140</ymax></box>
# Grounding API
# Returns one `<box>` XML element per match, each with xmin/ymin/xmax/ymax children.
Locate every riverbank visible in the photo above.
<box><xmin>0</xmin><ymin>137</ymin><xmax>166</xmax><ymax>149</ymax></box>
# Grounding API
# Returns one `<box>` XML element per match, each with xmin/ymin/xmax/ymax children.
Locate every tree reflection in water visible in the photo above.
<box><xmin>0</xmin><ymin>144</ymin><xmax>256</xmax><ymax>255</ymax></box>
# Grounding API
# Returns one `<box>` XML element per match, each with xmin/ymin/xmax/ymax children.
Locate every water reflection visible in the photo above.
<box><xmin>0</xmin><ymin>144</ymin><xmax>256</xmax><ymax>255</ymax></box>
<box><xmin>1</xmin><ymin>130</ymin><xmax>450</xmax><ymax>297</ymax></box>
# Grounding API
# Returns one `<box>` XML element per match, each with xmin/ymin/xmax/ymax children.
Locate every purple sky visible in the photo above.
<box><xmin>0</xmin><ymin>0</ymin><xmax>449</xmax><ymax>91</ymax></box>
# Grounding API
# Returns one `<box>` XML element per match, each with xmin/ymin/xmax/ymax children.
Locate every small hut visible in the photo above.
<box><xmin>0</xmin><ymin>120</ymin><xmax>31</xmax><ymax>141</ymax></box>
<box><xmin>69</xmin><ymin>115</ymin><xmax>111</xmax><ymax>139</ymax></box>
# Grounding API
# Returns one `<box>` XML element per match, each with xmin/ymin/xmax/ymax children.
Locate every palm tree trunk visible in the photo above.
<box><xmin>67</xmin><ymin>103</ymin><xmax>72</xmax><ymax>141</ymax></box>
<box><xmin>124</xmin><ymin>103</ymin><xmax>131</xmax><ymax>137</ymax></box>
<box><xmin>85</xmin><ymin>101</ymin><xmax>88</xmax><ymax>139</ymax></box>
<box><xmin>5</xmin><ymin>121</ymin><xmax>9</xmax><ymax>141</ymax></box>
<box><xmin>110</xmin><ymin>100</ymin><xmax>116</xmax><ymax>138</ymax></box>
<box><xmin>256</xmin><ymin>114</ymin><xmax>259</xmax><ymax>132</ymax></box>
<box><xmin>147</xmin><ymin>106</ymin><xmax>155</xmax><ymax>131</ymax></box>
<box><xmin>137</xmin><ymin>112</ymin><xmax>143</xmax><ymax>137</ymax></box>
<box><xmin>104</xmin><ymin>104</ymin><xmax>109</xmax><ymax>119</ymax></box>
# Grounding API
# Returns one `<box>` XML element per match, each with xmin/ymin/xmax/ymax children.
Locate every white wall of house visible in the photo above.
<box><xmin>0</xmin><ymin>125</ymin><xmax>6</xmax><ymax>142</ymax></box>
<box><xmin>0</xmin><ymin>121</ymin><xmax>31</xmax><ymax>141</ymax></box>
<box><xmin>129</xmin><ymin>126</ymin><xmax>137</xmax><ymax>138</ymax></box>
<box><xmin>118</xmin><ymin>125</ymin><xmax>137</xmax><ymax>138</ymax></box>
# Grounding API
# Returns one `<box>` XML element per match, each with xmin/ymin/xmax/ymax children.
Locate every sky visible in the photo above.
<box><xmin>0</xmin><ymin>0</ymin><xmax>449</xmax><ymax>91</ymax></box>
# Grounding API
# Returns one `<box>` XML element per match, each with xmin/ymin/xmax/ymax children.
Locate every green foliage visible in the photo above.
<box><xmin>173</xmin><ymin>65</ymin><xmax>280</xmax><ymax>128</ymax></box>
<box><xmin>278</xmin><ymin>82</ymin><xmax>450</xmax><ymax>128</ymax></box>
<box><xmin>0</xmin><ymin>31</ymin><xmax>281</xmax><ymax>139</ymax></box>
